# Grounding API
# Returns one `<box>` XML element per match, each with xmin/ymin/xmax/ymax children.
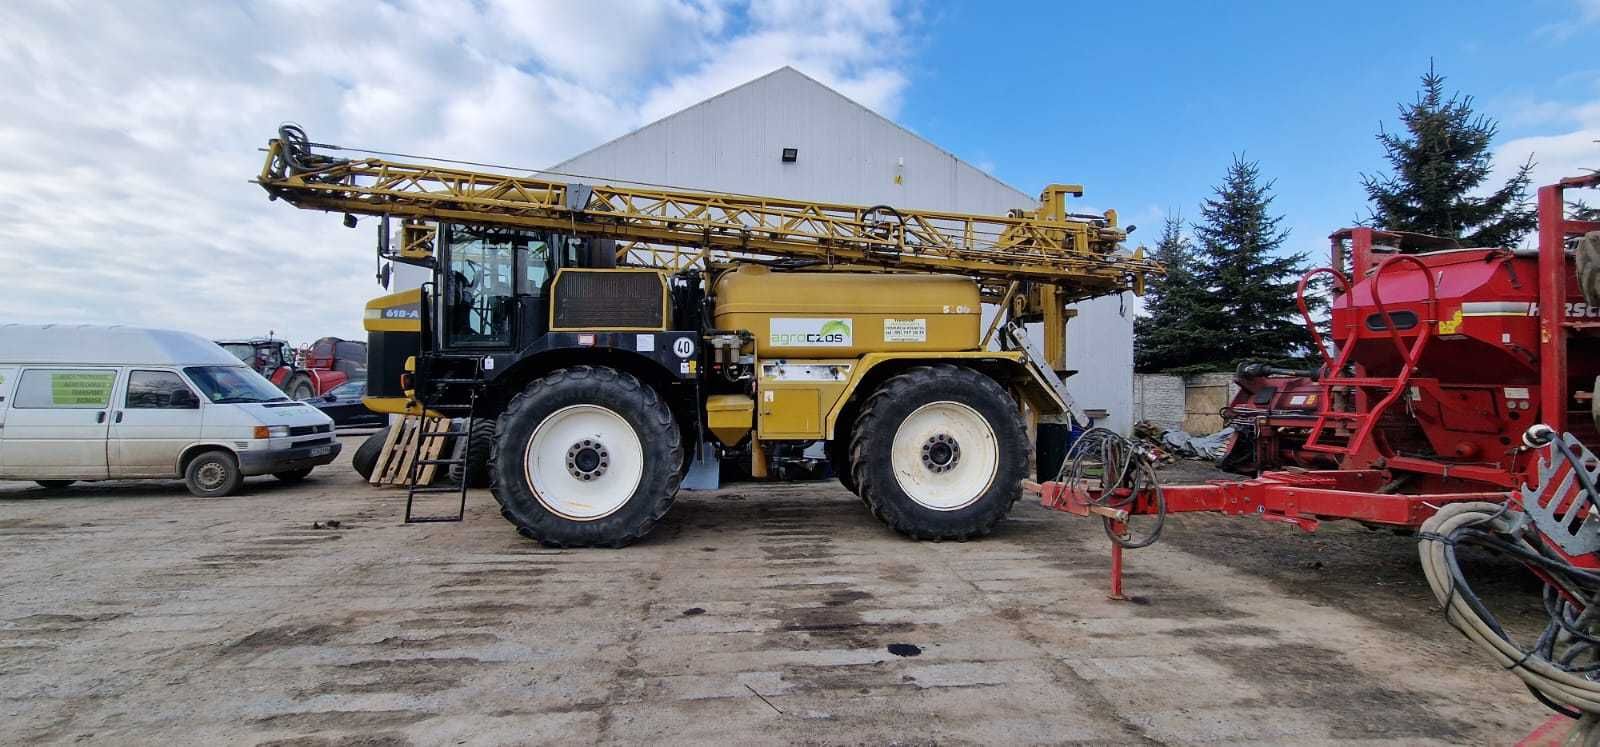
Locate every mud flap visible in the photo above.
<box><xmin>681</xmin><ymin>440</ymin><xmax>720</xmax><ymax>491</ymax></box>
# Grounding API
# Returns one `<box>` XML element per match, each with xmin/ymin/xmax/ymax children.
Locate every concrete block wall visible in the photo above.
<box><xmin>1133</xmin><ymin>372</ymin><xmax>1242</xmax><ymax>436</ymax></box>
<box><xmin>1133</xmin><ymin>374</ymin><xmax>1185</xmax><ymax>432</ymax></box>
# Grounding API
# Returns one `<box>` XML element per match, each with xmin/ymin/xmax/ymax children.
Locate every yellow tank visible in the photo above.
<box><xmin>712</xmin><ymin>265</ymin><xmax>981</xmax><ymax>358</ymax></box>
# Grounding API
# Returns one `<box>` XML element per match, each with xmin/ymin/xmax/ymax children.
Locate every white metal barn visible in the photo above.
<box><xmin>551</xmin><ymin>67</ymin><xmax>1135</xmax><ymax>433</ymax></box>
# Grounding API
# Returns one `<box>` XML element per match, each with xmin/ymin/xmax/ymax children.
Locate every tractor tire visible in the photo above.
<box><xmin>824</xmin><ymin>437</ymin><xmax>859</xmax><ymax>495</ymax></box>
<box><xmin>850</xmin><ymin>365</ymin><xmax>1028</xmax><ymax>541</ymax></box>
<box><xmin>286</xmin><ymin>374</ymin><xmax>315</xmax><ymax>401</ymax></box>
<box><xmin>1578</xmin><ymin>232</ymin><xmax>1600</xmax><ymax>308</ymax></box>
<box><xmin>352</xmin><ymin>426</ymin><xmax>389</xmax><ymax>481</ymax></box>
<box><xmin>491</xmin><ymin>366</ymin><xmax>681</xmax><ymax>548</ymax></box>
<box><xmin>450</xmin><ymin>418</ymin><xmax>496</xmax><ymax>488</ymax></box>
<box><xmin>185</xmin><ymin>450</ymin><xmax>243</xmax><ymax>497</ymax></box>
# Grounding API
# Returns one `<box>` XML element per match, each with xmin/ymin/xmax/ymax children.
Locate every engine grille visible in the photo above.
<box><xmin>552</xmin><ymin>270</ymin><xmax>665</xmax><ymax>330</ymax></box>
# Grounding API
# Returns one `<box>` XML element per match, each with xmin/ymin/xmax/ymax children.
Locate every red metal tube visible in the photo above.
<box><xmin>1538</xmin><ymin>183</ymin><xmax>1568</xmax><ymax>433</ymax></box>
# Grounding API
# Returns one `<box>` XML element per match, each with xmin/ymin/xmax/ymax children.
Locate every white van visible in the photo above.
<box><xmin>0</xmin><ymin>325</ymin><xmax>342</xmax><ymax>496</ymax></box>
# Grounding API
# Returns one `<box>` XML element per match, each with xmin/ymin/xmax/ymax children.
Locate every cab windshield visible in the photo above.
<box><xmin>184</xmin><ymin>366</ymin><xmax>289</xmax><ymax>404</ymax></box>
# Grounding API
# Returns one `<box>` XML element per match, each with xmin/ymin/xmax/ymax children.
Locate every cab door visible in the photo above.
<box><xmin>108</xmin><ymin>369</ymin><xmax>204</xmax><ymax>478</ymax></box>
<box><xmin>0</xmin><ymin>367</ymin><xmax>118</xmax><ymax>479</ymax></box>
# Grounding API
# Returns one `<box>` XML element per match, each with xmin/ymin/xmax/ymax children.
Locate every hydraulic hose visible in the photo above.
<box><xmin>1058</xmin><ymin>427</ymin><xmax>1165</xmax><ymax>548</ymax></box>
<box><xmin>1419</xmin><ymin>502</ymin><xmax>1600</xmax><ymax>742</ymax></box>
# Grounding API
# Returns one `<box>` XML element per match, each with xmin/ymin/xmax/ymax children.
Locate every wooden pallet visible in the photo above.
<box><xmin>369</xmin><ymin>416</ymin><xmax>451</xmax><ymax>487</ymax></box>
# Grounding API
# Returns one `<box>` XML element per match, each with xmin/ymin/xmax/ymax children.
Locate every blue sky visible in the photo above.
<box><xmin>901</xmin><ymin>0</ymin><xmax>1600</xmax><ymax>256</ymax></box>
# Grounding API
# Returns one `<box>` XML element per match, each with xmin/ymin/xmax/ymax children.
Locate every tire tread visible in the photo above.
<box><xmin>489</xmin><ymin>365</ymin><xmax>681</xmax><ymax>548</ymax></box>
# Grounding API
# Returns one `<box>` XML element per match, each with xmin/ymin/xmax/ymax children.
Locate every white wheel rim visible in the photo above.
<box><xmin>890</xmin><ymin>401</ymin><xmax>998</xmax><ymax>511</ymax></box>
<box><xmin>524</xmin><ymin>404</ymin><xmax>644</xmax><ymax>521</ymax></box>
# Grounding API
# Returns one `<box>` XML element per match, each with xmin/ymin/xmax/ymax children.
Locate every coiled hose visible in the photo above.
<box><xmin>1419</xmin><ymin>501</ymin><xmax>1600</xmax><ymax>743</ymax></box>
<box><xmin>1057</xmin><ymin>427</ymin><xmax>1165</xmax><ymax>548</ymax></box>
<box><xmin>273</xmin><ymin>123</ymin><xmax>341</xmax><ymax>176</ymax></box>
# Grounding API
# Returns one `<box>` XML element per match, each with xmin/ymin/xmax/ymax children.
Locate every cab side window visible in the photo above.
<box><xmin>126</xmin><ymin>370</ymin><xmax>200</xmax><ymax>409</ymax></box>
<box><xmin>14</xmin><ymin>369</ymin><xmax>117</xmax><ymax>409</ymax></box>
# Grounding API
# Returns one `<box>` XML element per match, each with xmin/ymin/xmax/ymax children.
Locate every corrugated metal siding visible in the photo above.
<box><xmin>552</xmin><ymin>68</ymin><xmax>1026</xmax><ymax>216</ymax></box>
<box><xmin>552</xmin><ymin>67</ymin><xmax>1135</xmax><ymax>434</ymax></box>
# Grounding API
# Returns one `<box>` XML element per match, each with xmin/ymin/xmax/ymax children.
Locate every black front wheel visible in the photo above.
<box><xmin>491</xmin><ymin>366</ymin><xmax>682</xmax><ymax>548</ymax></box>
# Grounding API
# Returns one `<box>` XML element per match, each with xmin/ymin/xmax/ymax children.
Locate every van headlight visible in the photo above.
<box><xmin>252</xmin><ymin>425</ymin><xmax>291</xmax><ymax>439</ymax></box>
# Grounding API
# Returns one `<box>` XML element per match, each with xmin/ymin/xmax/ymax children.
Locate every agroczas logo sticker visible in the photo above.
<box><xmin>770</xmin><ymin>318</ymin><xmax>853</xmax><ymax>347</ymax></box>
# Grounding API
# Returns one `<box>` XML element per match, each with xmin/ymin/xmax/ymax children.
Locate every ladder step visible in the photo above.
<box><xmin>431</xmin><ymin>378</ymin><xmax>485</xmax><ymax>384</ymax></box>
<box><xmin>1302</xmin><ymin>443</ymin><xmax>1351</xmax><ymax>453</ymax></box>
<box><xmin>420</xmin><ymin>429</ymin><xmax>468</xmax><ymax>437</ymax></box>
<box><xmin>410</xmin><ymin>486</ymin><xmax>466</xmax><ymax>494</ymax></box>
<box><xmin>417</xmin><ymin>458</ymin><xmax>465</xmax><ymax>466</ymax></box>
<box><xmin>407</xmin><ymin>514</ymin><xmax>465</xmax><ymax>523</ymax></box>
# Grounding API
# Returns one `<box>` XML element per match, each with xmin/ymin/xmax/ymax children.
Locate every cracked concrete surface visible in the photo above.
<box><xmin>0</xmin><ymin>435</ymin><xmax>1549</xmax><ymax>744</ymax></box>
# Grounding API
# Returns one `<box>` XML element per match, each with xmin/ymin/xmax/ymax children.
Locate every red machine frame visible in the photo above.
<box><xmin>1032</xmin><ymin>174</ymin><xmax>1600</xmax><ymax>598</ymax></box>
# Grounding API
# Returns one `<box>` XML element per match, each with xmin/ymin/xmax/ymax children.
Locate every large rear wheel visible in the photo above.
<box><xmin>824</xmin><ymin>436</ymin><xmax>859</xmax><ymax>496</ymax></box>
<box><xmin>491</xmin><ymin>366</ymin><xmax>681</xmax><ymax>547</ymax></box>
<box><xmin>851</xmin><ymin>365</ymin><xmax>1028</xmax><ymax>540</ymax></box>
<box><xmin>285</xmin><ymin>374</ymin><xmax>315</xmax><ymax>401</ymax></box>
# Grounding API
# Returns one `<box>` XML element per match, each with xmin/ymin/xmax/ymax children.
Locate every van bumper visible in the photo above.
<box><xmin>239</xmin><ymin>441</ymin><xmax>342</xmax><ymax>476</ymax></box>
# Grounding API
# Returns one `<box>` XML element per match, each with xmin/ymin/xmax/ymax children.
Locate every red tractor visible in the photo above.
<box><xmin>217</xmin><ymin>336</ymin><xmax>366</xmax><ymax>400</ymax></box>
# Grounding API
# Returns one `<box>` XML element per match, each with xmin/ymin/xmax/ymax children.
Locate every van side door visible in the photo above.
<box><xmin>0</xmin><ymin>366</ymin><xmax>16</xmax><ymax>468</ymax></box>
<box><xmin>0</xmin><ymin>367</ymin><xmax>118</xmax><ymax>480</ymax></box>
<box><xmin>109</xmin><ymin>369</ymin><xmax>204</xmax><ymax>478</ymax></box>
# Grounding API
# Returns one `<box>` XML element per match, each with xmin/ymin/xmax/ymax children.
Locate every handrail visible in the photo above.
<box><xmin>1367</xmin><ymin>254</ymin><xmax>1439</xmax><ymax>370</ymax></box>
<box><xmin>1296</xmin><ymin>267</ymin><xmax>1352</xmax><ymax>372</ymax></box>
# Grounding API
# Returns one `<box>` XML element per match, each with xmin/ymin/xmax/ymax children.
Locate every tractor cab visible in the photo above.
<box><xmin>360</xmin><ymin>219</ymin><xmax>683</xmax><ymax>417</ymax></box>
<box><xmin>436</xmin><ymin>224</ymin><xmax>561</xmax><ymax>349</ymax></box>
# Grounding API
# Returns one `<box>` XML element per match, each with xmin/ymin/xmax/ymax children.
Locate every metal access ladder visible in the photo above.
<box><xmin>1298</xmin><ymin>256</ymin><xmax>1438</xmax><ymax>459</ymax></box>
<box><xmin>403</xmin><ymin>359</ymin><xmax>484</xmax><ymax>524</ymax></box>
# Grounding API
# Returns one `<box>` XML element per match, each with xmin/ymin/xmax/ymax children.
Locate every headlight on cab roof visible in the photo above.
<box><xmin>252</xmin><ymin>425</ymin><xmax>290</xmax><ymax>439</ymax></box>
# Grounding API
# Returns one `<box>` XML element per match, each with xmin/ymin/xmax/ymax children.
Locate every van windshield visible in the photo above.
<box><xmin>184</xmin><ymin>366</ymin><xmax>288</xmax><ymax>404</ymax></box>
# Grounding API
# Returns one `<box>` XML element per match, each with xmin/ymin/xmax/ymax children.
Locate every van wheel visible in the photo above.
<box><xmin>851</xmin><ymin>365</ymin><xmax>1028</xmax><ymax>541</ymax></box>
<box><xmin>273</xmin><ymin>468</ymin><xmax>313</xmax><ymax>483</ymax></box>
<box><xmin>185</xmin><ymin>450</ymin><xmax>243</xmax><ymax>497</ymax></box>
<box><xmin>34</xmin><ymin>480</ymin><xmax>74</xmax><ymax>490</ymax></box>
<box><xmin>491</xmin><ymin>366</ymin><xmax>681</xmax><ymax>548</ymax></box>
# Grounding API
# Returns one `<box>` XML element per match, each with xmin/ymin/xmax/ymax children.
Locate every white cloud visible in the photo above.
<box><xmin>1537</xmin><ymin>0</ymin><xmax>1600</xmax><ymax>40</ymax></box>
<box><xmin>1492</xmin><ymin>93</ymin><xmax>1600</xmax><ymax>201</ymax></box>
<box><xmin>0</xmin><ymin>0</ymin><xmax>917</xmax><ymax>343</ymax></box>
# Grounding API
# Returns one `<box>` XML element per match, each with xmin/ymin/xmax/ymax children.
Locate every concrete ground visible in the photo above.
<box><xmin>0</xmin><ymin>435</ymin><xmax>1553</xmax><ymax>745</ymax></box>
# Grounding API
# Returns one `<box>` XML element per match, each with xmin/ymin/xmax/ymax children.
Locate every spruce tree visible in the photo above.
<box><xmin>1362</xmin><ymin>63</ymin><xmax>1536</xmax><ymax>247</ymax></box>
<box><xmin>1134</xmin><ymin>214</ymin><xmax>1217</xmax><ymax>372</ymax></box>
<box><xmin>1193</xmin><ymin>156</ymin><xmax>1312</xmax><ymax>368</ymax></box>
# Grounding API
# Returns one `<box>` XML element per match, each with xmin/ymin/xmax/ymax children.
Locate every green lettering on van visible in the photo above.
<box><xmin>51</xmin><ymin>372</ymin><xmax>115</xmax><ymax>406</ymax></box>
